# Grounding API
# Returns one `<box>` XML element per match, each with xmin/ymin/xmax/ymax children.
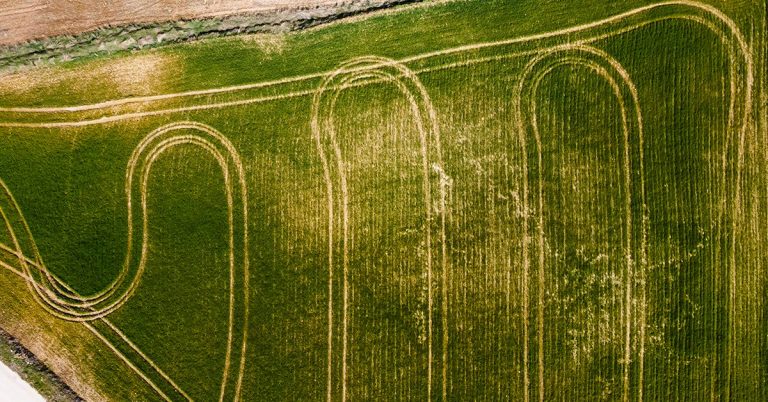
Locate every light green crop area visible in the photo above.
<box><xmin>0</xmin><ymin>0</ymin><xmax>765</xmax><ymax>400</ymax></box>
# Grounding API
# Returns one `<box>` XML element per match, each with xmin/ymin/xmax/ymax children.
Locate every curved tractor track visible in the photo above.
<box><xmin>0</xmin><ymin>122</ymin><xmax>250</xmax><ymax>401</ymax></box>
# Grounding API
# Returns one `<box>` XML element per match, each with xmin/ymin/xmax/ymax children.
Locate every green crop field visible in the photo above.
<box><xmin>0</xmin><ymin>0</ymin><xmax>765</xmax><ymax>400</ymax></box>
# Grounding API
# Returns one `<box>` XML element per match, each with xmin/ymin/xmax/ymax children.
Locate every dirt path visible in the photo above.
<box><xmin>0</xmin><ymin>1</ymin><xmax>403</xmax><ymax>46</ymax></box>
<box><xmin>0</xmin><ymin>0</ymin><xmax>423</xmax><ymax>73</ymax></box>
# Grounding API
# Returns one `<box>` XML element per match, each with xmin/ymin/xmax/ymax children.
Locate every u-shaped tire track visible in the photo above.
<box><xmin>0</xmin><ymin>121</ymin><xmax>250</xmax><ymax>401</ymax></box>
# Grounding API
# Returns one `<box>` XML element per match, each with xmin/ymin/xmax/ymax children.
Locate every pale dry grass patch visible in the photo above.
<box><xmin>0</xmin><ymin>52</ymin><xmax>178</xmax><ymax>100</ymax></box>
<box><xmin>236</xmin><ymin>34</ymin><xmax>287</xmax><ymax>56</ymax></box>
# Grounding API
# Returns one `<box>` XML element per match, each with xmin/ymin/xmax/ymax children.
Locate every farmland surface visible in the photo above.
<box><xmin>0</xmin><ymin>0</ymin><xmax>765</xmax><ymax>400</ymax></box>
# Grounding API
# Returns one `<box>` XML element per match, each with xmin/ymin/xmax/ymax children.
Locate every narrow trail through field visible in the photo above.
<box><xmin>514</xmin><ymin>44</ymin><xmax>646</xmax><ymax>402</ymax></box>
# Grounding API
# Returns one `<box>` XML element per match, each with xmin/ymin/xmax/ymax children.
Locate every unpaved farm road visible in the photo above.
<box><xmin>0</xmin><ymin>0</ymin><xmax>375</xmax><ymax>46</ymax></box>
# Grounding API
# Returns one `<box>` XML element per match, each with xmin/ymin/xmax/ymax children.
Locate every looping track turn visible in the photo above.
<box><xmin>0</xmin><ymin>121</ymin><xmax>250</xmax><ymax>401</ymax></box>
<box><xmin>311</xmin><ymin>55</ymin><xmax>448</xmax><ymax>402</ymax></box>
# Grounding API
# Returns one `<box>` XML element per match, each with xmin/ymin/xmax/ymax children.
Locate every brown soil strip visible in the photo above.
<box><xmin>0</xmin><ymin>326</ymin><xmax>82</xmax><ymax>402</ymax></box>
<box><xmin>0</xmin><ymin>1</ymin><xmax>411</xmax><ymax>46</ymax></box>
<box><xmin>0</xmin><ymin>0</ymin><xmax>423</xmax><ymax>74</ymax></box>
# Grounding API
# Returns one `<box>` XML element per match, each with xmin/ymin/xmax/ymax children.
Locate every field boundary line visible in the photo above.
<box><xmin>0</xmin><ymin>5</ymin><xmax>753</xmax><ymax>129</ymax></box>
<box><xmin>0</xmin><ymin>1</ymin><xmax>744</xmax><ymax>117</ymax></box>
<box><xmin>0</xmin><ymin>11</ymin><xmax>745</xmax><ymax>130</ymax></box>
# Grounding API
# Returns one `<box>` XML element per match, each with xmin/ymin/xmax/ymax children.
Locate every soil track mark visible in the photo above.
<box><xmin>312</xmin><ymin>55</ymin><xmax>447</xmax><ymax>402</ymax></box>
<box><xmin>514</xmin><ymin>44</ymin><xmax>647</xmax><ymax>402</ymax></box>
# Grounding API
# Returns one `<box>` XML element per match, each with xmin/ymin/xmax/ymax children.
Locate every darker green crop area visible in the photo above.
<box><xmin>0</xmin><ymin>0</ymin><xmax>765</xmax><ymax>400</ymax></box>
